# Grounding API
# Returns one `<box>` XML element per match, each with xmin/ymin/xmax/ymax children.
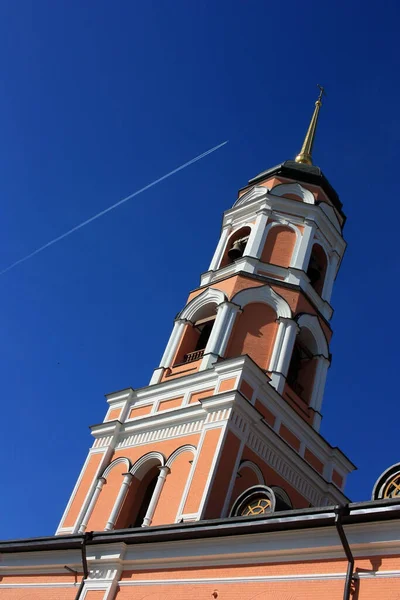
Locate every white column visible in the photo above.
<box><xmin>321</xmin><ymin>251</ymin><xmax>340</xmax><ymax>303</ymax></box>
<box><xmin>293</xmin><ymin>220</ymin><xmax>316</xmax><ymax>270</ymax></box>
<box><xmin>309</xmin><ymin>355</ymin><xmax>330</xmax><ymax>430</ymax></box>
<box><xmin>141</xmin><ymin>466</ymin><xmax>170</xmax><ymax>527</ymax></box>
<box><xmin>150</xmin><ymin>318</ymin><xmax>188</xmax><ymax>385</ymax></box>
<box><xmin>158</xmin><ymin>319</ymin><xmax>187</xmax><ymax>368</ymax></box>
<box><xmin>104</xmin><ymin>472</ymin><xmax>134</xmax><ymax>531</ymax></box>
<box><xmin>268</xmin><ymin>317</ymin><xmax>299</xmax><ymax>393</ymax></box>
<box><xmin>200</xmin><ymin>301</ymin><xmax>241</xmax><ymax>370</ymax></box>
<box><xmin>243</xmin><ymin>208</ymin><xmax>270</xmax><ymax>259</ymax></box>
<box><xmin>78</xmin><ymin>477</ymin><xmax>106</xmax><ymax>533</ymax></box>
<box><xmin>208</xmin><ymin>224</ymin><xmax>232</xmax><ymax>271</ymax></box>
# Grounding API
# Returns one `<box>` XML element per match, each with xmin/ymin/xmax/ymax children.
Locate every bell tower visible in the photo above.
<box><xmin>57</xmin><ymin>89</ymin><xmax>355</xmax><ymax>537</ymax></box>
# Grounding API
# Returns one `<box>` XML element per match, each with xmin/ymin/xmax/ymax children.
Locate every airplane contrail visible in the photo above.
<box><xmin>0</xmin><ymin>140</ymin><xmax>228</xmax><ymax>276</ymax></box>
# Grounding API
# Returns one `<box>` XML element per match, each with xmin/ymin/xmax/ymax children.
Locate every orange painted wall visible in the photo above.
<box><xmin>279</xmin><ymin>423</ymin><xmax>301</xmax><ymax>451</ymax></box>
<box><xmin>218</xmin><ymin>377</ymin><xmax>237</xmax><ymax>392</ymax></box>
<box><xmin>203</xmin><ymin>430</ymin><xmax>241</xmax><ymax>519</ymax></box>
<box><xmin>239</xmin><ymin>380</ymin><xmax>254</xmax><ymax>400</ymax></box>
<box><xmin>152</xmin><ymin>449</ymin><xmax>194</xmax><ymax>525</ymax></box>
<box><xmin>305</xmin><ymin>448</ymin><xmax>324</xmax><ymax>474</ymax></box>
<box><xmin>183</xmin><ymin>428</ymin><xmax>223</xmax><ymax>515</ymax></box>
<box><xmin>115</xmin><ymin>576</ymin><xmax>400</xmax><ymax>599</ymax></box>
<box><xmin>230</xmin><ymin>465</ymin><xmax>261</xmax><ymax>510</ymax></box>
<box><xmin>106</xmin><ymin>407</ymin><xmax>122</xmax><ymax>421</ymax></box>
<box><xmin>226</xmin><ymin>302</ymin><xmax>278</xmax><ymax>370</ymax></box>
<box><xmin>128</xmin><ymin>404</ymin><xmax>152</xmax><ymax>419</ymax></box>
<box><xmin>0</xmin><ymin>590</ymin><xmax>78</xmax><ymax>599</ymax></box>
<box><xmin>255</xmin><ymin>399</ymin><xmax>276</xmax><ymax>427</ymax></box>
<box><xmin>0</xmin><ymin>574</ymin><xmax>79</xmax><ymax>599</ymax></box>
<box><xmin>158</xmin><ymin>396</ymin><xmax>183</xmax><ymax>412</ymax></box>
<box><xmin>187</xmin><ymin>275</ymin><xmax>264</xmax><ymax>304</ymax></box>
<box><xmin>62</xmin><ymin>452</ymin><xmax>103</xmax><ymax>528</ymax></box>
<box><xmin>86</xmin><ymin>459</ymin><xmax>127</xmax><ymax>531</ymax></box>
<box><xmin>261</xmin><ymin>225</ymin><xmax>296</xmax><ymax>267</ymax></box>
<box><xmin>188</xmin><ymin>387</ymin><xmax>214</xmax><ymax>404</ymax></box>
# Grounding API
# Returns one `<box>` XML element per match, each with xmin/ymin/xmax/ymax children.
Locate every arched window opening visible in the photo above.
<box><xmin>116</xmin><ymin>465</ymin><xmax>160</xmax><ymax>529</ymax></box>
<box><xmin>220</xmin><ymin>226</ymin><xmax>251</xmax><ymax>268</ymax></box>
<box><xmin>307</xmin><ymin>244</ymin><xmax>328</xmax><ymax>296</ymax></box>
<box><xmin>173</xmin><ymin>306</ymin><xmax>217</xmax><ymax>365</ymax></box>
<box><xmin>130</xmin><ymin>472</ymin><xmax>158</xmax><ymax>528</ymax></box>
<box><xmin>286</xmin><ymin>328</ymin><xmax>318</xmax><ymax>404</ymax></box>
<box><xmin>230</xmin><ymin>485</ymin><xmax>293</xmax><ymax>518</ymax></box>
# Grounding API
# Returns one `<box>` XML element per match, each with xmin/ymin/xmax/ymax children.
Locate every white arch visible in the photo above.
<box><xmin>296</xmin><ymin>314</ymin><xmax>329</xmax><ymax>358</ymax></box>
<box><xmin>102</xmin><ymin>457</ymin><xmax>131</xmax><ymax>479</ymax></box>
<box><xmin>232</xmin><ymin>284</ymin><xmax>292</xmax><ymax>318</ymax></box>
<box><xmin>220</xmin><ymin>223</ymin><xmax>254</xmax><ymax>264</ymax></box>
<box><xmin>130</xmin><ymin>451</ymin><xmax>166</xmax><ymax>480</ymax></box>
<box><xmin>259</xmin><ymin>220</ymin><xmax>302</xmax><ymax>267</ymax></box>
<box><xmin>270</xmin><ymin>182</ymin><xmax>315</xmax><ymax>204</ymax></box>
<box><xmin>238</xmin><ymin>460</ymin><xmax>265</xmax><ymax>485</ymax></box>
<box><xmin>179</xmin><ymin>287</ymin><xmax>227</xmax><ymax>322</ymax></box>
<box><xmin>233</xmin><ymin>185</ymin><xmax>269</xmax><ymax>207</ymax></box>
<box><xmin>166</xmin><ymin>445</ymin><xmax>197</xmax><ymax>468</ymax></box>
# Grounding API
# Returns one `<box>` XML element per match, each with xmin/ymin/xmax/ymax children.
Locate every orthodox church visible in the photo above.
<box><xmin>1</xmin><ymin>89</ymin><xmax>400</xmax><ymax>600</ymax></box>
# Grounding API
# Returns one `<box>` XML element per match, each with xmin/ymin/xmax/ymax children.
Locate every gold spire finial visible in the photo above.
<box><xmin>295</xmin><ymin>85</ymin><xmax>326</xmax><ymax>165</ymax></box>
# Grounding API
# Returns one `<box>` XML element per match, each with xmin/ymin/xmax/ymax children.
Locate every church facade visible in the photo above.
<box><xmin>1</xmin><ymin>91</ymin><xmax>400</xmax><ymax>600</ymax></box>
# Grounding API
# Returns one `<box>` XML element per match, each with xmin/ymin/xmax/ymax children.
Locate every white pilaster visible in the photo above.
<box><xmin>208</xmin><ymin>223</ymin><xmax>232</xmax><ymax>271</ymax></box>
<box><xmin>268</xmin><ymin>317</ymin><xmax>300</xmax><ymax>393</ymax></box>
<box><xmin>243</xmin><ymin>207</ymin><xmax>270</xmax><ymax>259</ymax></box>
<box><xmin>104</xmin><ymin>472</ymin><xmax>134</xmax><ymax>531</ymax></box>
<box><xmin>142</xmin><ymin>466</ymin><xmax>170</xmax><ymax>527</ymax></box>
<box><xmin>293</xmin><ymin>220</ymin><xmax>316</xmax><ymax>270</ymax></box>
<box><xmin>200</xmin><ymin>301</ymin><xmax>241</xmax><ymax>370</ymax></box>
<box><xmin>321</xmin><ymin>251</ymin><xmax>340</xmax><ymax>302</ymax></box>
<box><xmin>78</xmin><ymin>477</ymin><xmax>106</xmax><ymax>533</ymax></box>
<box><xmin>309</xmin><ymin>355</ymin><xmax>330</xmax><ymax>429</ymax></box>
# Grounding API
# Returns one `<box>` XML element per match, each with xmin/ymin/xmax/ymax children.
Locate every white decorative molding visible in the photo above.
<box><xmin>246</xmin><ymin>429</ymin><xmax>323</xmax><ymax>505</ymax></box>
<box><xmin>116</xmin><ymin>419</ymin><xmax>206</xmax><ymax>450</ymax></box>
<box><xmin>231</xmin><ymin>284</ymin><xmax>292</xmax><ymax>318</ymax></box>
<box><xmin>296</xmin><ymin>313</ymin><xmax>329</xmax><ymax>359</ymax></box>
<box><xmin>270</xmin><ymin>182</ymin><xmax>315</xmax><ymax>204</ymax></box>
<box><xmin>238</xmin><ymin>460</ymin><xmax>265</xmax><ymax>484</ymax></box>
<box><xmin>130</xmin><ymin>451</ymin><xmax>166</xmax><ymax>478</ymax></box>
<box><xmin>179</xmin><ymin>287</ymin><xmax>227</xmax><ymax>322</ymax></box>
<box><xmin>93</xmin><ymin>436</ymin><xmax>114</xmax><ymax>448</ymax></box>
<box><xmin>233</xmin><ymin>185</ymin><xmax>269</xmax><ymax>207</ymax></box>
<box><xmin>102</xmin><ymin>457</ymin><xmax>131</xmax><ymax>479</ymax></box>
<box><xmin>166</xmin><ymin>444</ymin><xmax>197</xmax><ymax>467</ymax></box>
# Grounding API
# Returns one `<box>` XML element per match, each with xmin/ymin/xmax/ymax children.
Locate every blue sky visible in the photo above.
<box><xmin>1</xmin><ymin>0</ymin><xmax>399</xmax><ymax>539</ymax></box>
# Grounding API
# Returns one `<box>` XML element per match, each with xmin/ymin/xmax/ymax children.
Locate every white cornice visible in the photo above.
<box><xmin>3</xmin><ymin>518</ymin><xmax>400</xmax><ymax>576</ymax></box>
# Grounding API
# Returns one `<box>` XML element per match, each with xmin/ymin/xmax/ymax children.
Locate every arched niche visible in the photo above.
<box><xmin>261</xmin><ymin>224</ymin><xmax>299</xmax><ymax>267</ymax></box>
<box><xmin>152</xmin><ymin>445</ymin><xmax>197</xmax><ymax>526</ymax></box>
<box><xmin>225</xmin><ymin>301</ymin><xmax>278</xmax><ymax>370</ymax></box>
<box><xmin>307</xmin><ymin>243</ymin><xmax>328</xmax><ymax>296</ymax></box>
<box><xmin>286</xmin><ymin>314</ymin><xmax>328</xmax><ymax>404</ymax></box>
<box><xmin>220</xmin><ymin>226</ymin><xmax>251</xmax><ymax>268</ymax></box>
